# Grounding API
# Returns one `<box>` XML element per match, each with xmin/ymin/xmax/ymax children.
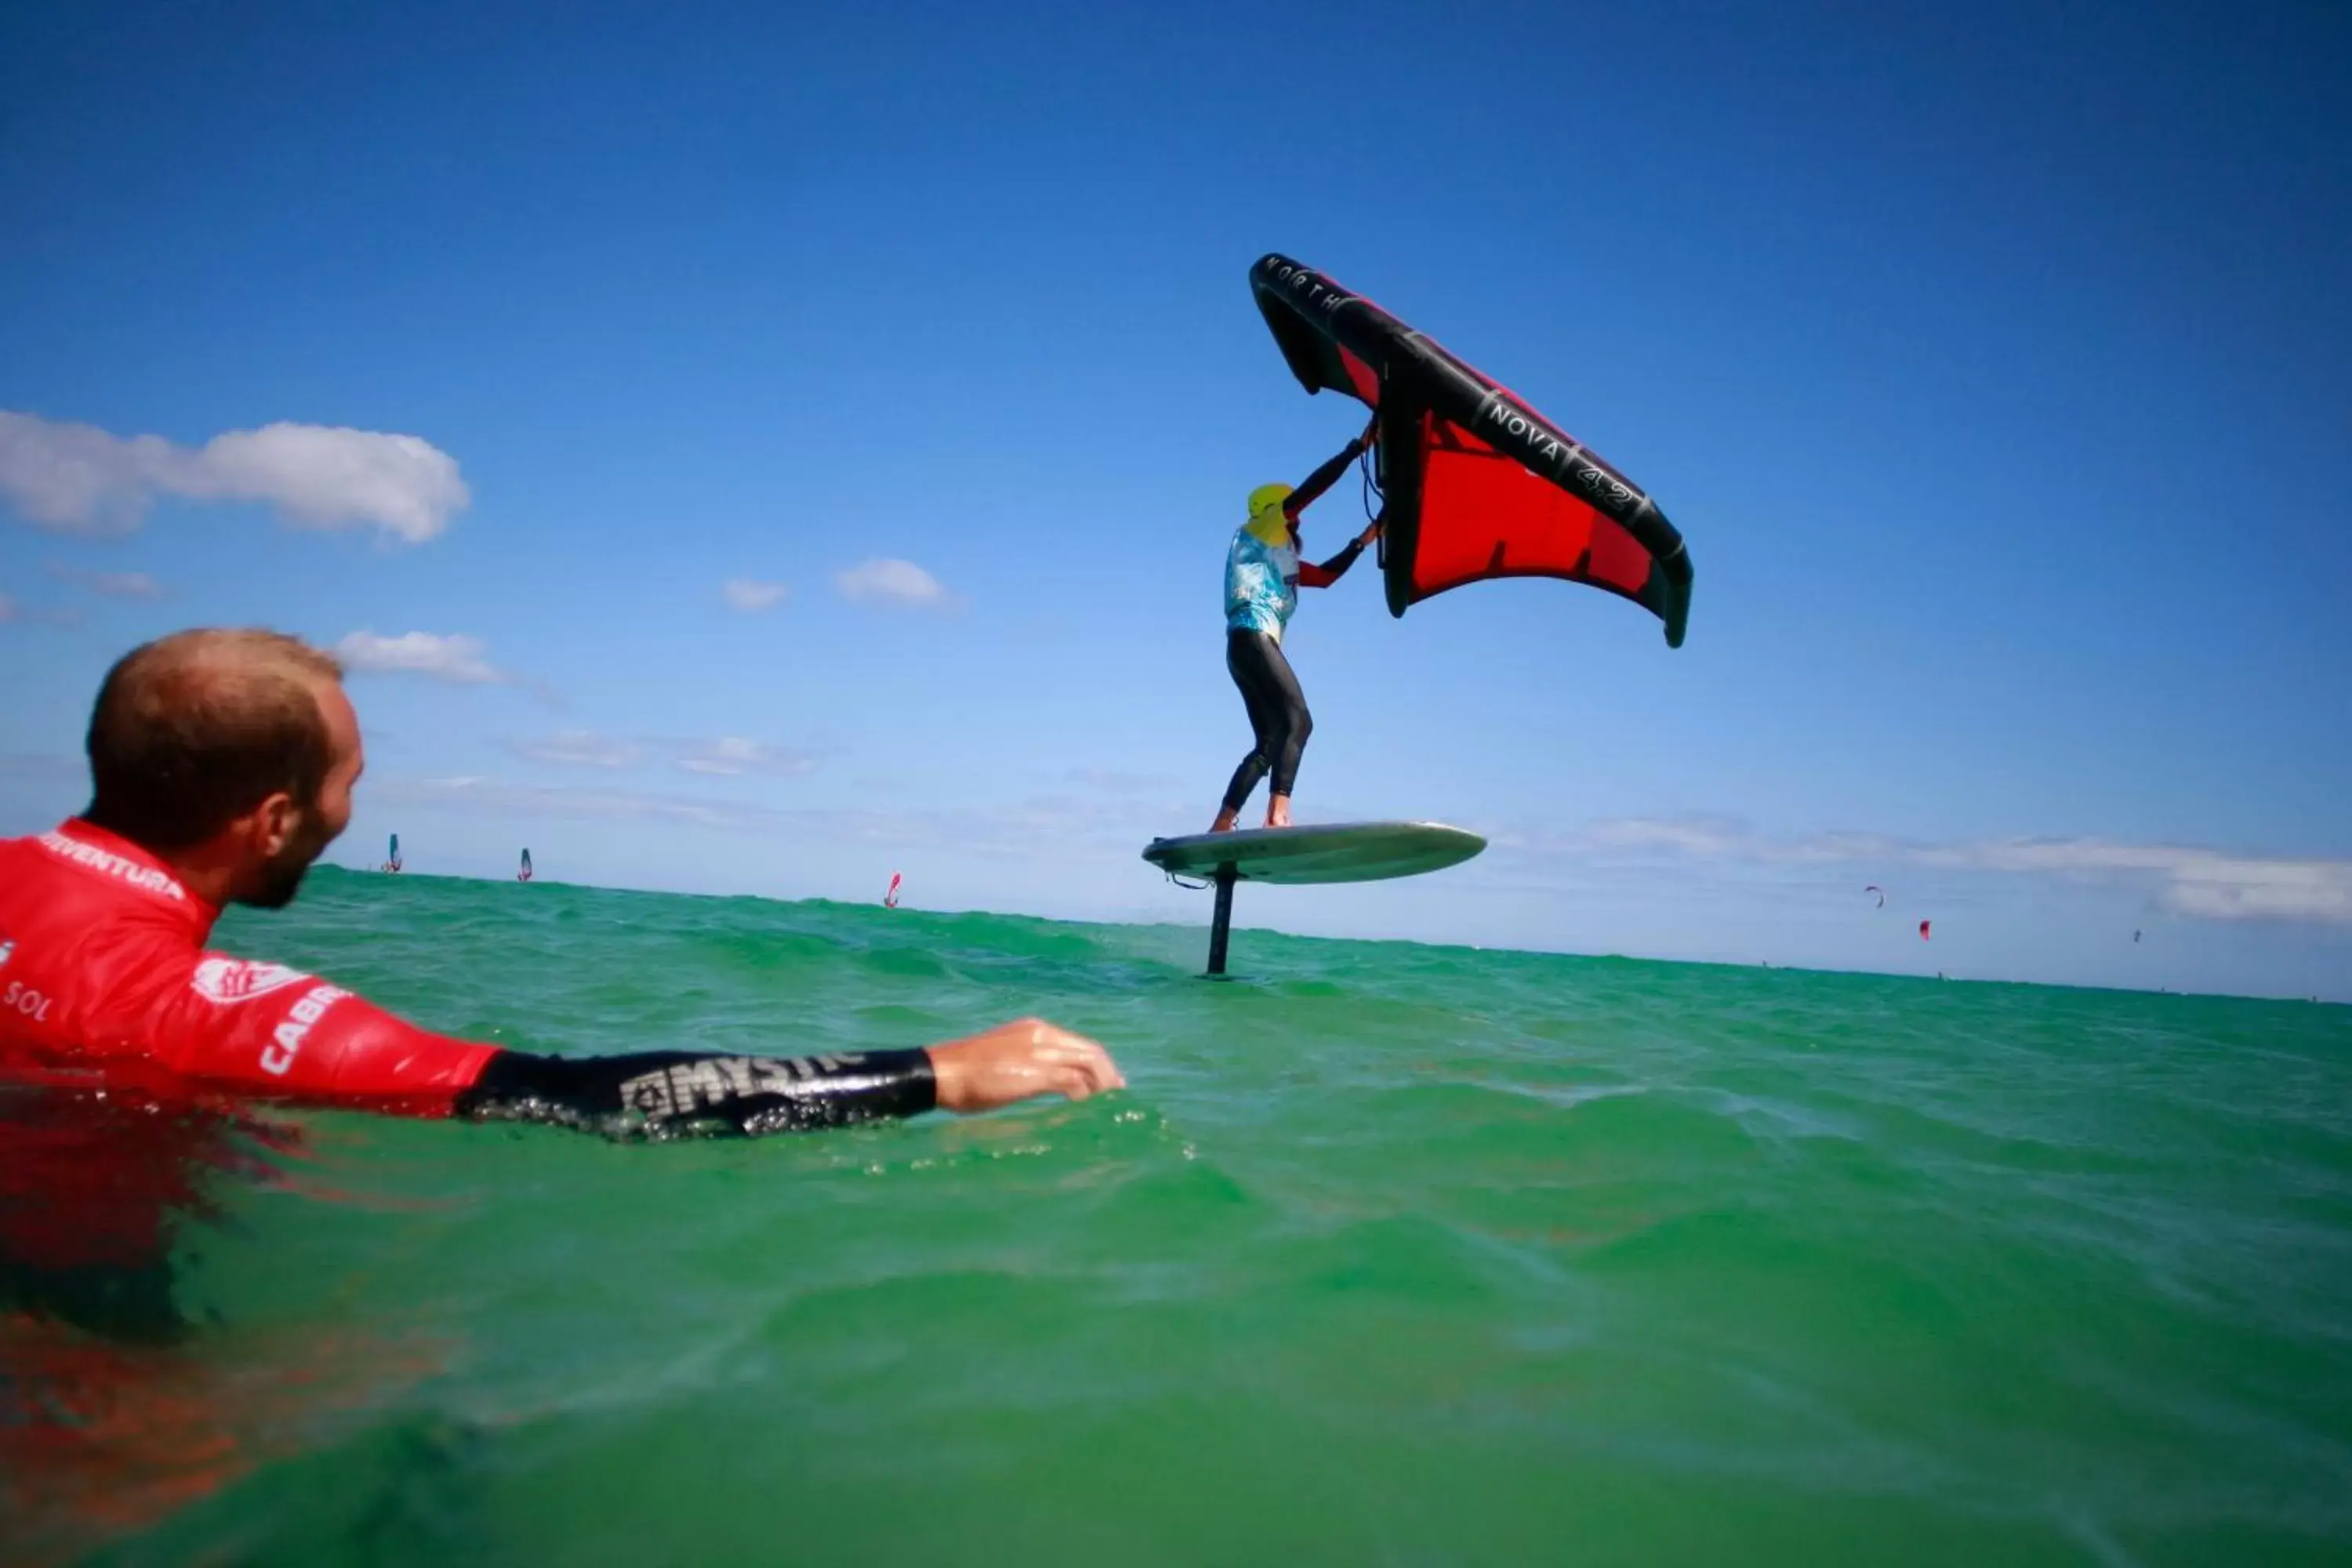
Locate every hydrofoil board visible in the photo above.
<box><xmin>1144</xmin><ymin>821</ymin><xmax>1485</xmax><ymax>886</ymax></box>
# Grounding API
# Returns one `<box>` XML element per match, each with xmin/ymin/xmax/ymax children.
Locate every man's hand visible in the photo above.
<box><xmin>925</xmin><ymin>1018</ymin><xmax>1125</xmax><ymax>1112</ymax></box>
<box><xmin>1357</xmin><ymin>521</ymin><xmax>1384</xmax><ymax>548</ymax></box>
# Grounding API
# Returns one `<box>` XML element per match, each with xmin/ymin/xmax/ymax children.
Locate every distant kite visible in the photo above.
<box><xmin>1865</xmin><ymin>884</ymin><xmax>1885</xmax><ymax>909</ymax></box>
<box><xmin>1918</xmin><ymin>920</ymin><xmax>1932</xmax><ymax>942</ymax></box>
<box><xmin>2133</xmin><ymin>929</ymin><xmax>2143</xmax><ymax>943</ymax></box>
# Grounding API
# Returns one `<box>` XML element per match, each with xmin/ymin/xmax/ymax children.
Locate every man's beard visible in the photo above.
<box><xmin>241</xmin><ymin>813</ymin><xmax>332</xmax><ymax>910</ymax></box>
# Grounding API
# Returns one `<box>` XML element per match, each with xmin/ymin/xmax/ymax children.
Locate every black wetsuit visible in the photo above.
<box><xmin>1222</xmin><ymin>439</ymin><xmax>1370</xmax><ymax>813</ymax></box>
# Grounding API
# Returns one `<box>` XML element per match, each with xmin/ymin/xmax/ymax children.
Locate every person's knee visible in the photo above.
<box><xmin>1293</xmin><ymin>709</ymin><xmax>1314</xmax><ymax>746</ymax></box>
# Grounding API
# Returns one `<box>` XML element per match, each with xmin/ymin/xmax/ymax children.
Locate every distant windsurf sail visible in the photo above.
<box><xmin>1250</xmin><ymin>253</ymin><xmax>1693</xmax><ymax>646</ymax></box>
<box><xmin>384</xmin><ymin>833</ymin><xmax>401</xmax><ymax>873</ymax></box>
<box><xmin>518</xmin><ymin>848</ymin><xmax>534</xmax><ymax>883</ymax></box>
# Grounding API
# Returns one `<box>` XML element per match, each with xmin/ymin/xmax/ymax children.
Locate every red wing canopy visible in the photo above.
<box><xmin>1250</xmin><ymin>253</ymin><xmax>1693</xmax><ymax>647</ymax></box>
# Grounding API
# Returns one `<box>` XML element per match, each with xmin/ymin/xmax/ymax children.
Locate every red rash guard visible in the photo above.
<box><xmin>0</xmin><ymin>820</ymin><xmax>938</xmax><ymax>1134</ymax></box>
<box><xmin>0</xmin><ymin>820</ymin><xmax>497</xmax><ymax>1113</ymax></box>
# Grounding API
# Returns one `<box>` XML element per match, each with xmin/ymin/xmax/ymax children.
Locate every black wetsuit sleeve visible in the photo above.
<box><xmin>1282</xmin><ymin>437</ymin><xmax>1367</xmax><ymax>521</ymax></box>
<box><xmin>456</xmin><ymin>1047</ymin><xmax>937</xmax><ymax>1138</ymax></box>
<box><xmin>1301</xmin><ymin>539</ymin><xmax>1364</xmax><ymax>588</ymax></box>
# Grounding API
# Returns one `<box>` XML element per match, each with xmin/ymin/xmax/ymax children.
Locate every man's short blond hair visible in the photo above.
<box><xmin>84</xmin><ymin>630</ymin><xmax>347</xmax><ymax>849</ymax></box>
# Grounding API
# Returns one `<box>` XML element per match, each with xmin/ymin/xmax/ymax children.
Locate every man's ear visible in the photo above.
<box><xmin>251</xmin><ymin>791</ymin><xmax>299</xmax><ymax>858</ymax></box>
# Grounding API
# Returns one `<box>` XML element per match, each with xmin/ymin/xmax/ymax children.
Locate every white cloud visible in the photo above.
<box><xmin>0</xmin><ymin>589</ymin><xmax>80</xmax><ymax>628</ymax></box>
<box><xmin>673</xmin><ymin>737</ymin><xmax>818</xmax><ymax>778</ymax></box>
<box><xmin>48</xmin><ymin>561</ymin><xmax>162</xmax><ymax>597</ymax></box>
<box><xmin>0</xmin><ymin>411</ymin><xmax>468</xmax><ymax>544</ymax></box>
<box><xmin>1580</xmin><ymin>817</ymin><xmax>1861</xmax><ymax>864</ymax></box>
<box><xmin>511</xmin><ymin>730</ymin><xmax>642</xmax><ymax>769</ymax></box>
<box><xmin>0</xmin><ymin>751</ymin><xmax>82</xmax><ymax>780</ymax></box>
<box><xmin>835</xmin><ymin>557</ymin><xmax>951</xmax><ymax>609</ymax></box>
<box><xmin>721</xmin><ymin>578</ymin><xmax>788</xmax><ymax>613</ymax></box>
<box><xmin>336</xmin><ymin>631</ymin><xmax>508</xmax><ymax>684</ymax></box>
<box><xmin>1928</xmin><ymin>840</ymin><xmax>2352</xmax><ymax>923</ymax></box>
<box><xmin>1071</xmin><ymin>768</ymin><xmax>1174</xmax><ymax>794</ymax></box>
<box><xmin>1578</xmin><ymin>816</ymin><xmax>2352</xmax><ymax>926</ymax></box>
<box><xmin>362</xmin><ymin>775</ymin><xmax>1167</xmax><ymax>855</ymax></box>
<box><xmin>503</xmin><ymin>731</ymin><xmax>825</xmax><ymax>776</ymax></box>
<box><xmin>372</xmin><ymin>775</ymin><xmax>788</xmax><ymax>833</ymax></box>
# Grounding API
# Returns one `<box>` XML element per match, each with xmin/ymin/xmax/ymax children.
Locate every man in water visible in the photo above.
<box><xmin>0</xmin><ymin>630</ymin><xmax>1124</xmax><ymax>1137</ymax></box>
<box><xmin>1210</xmin><ymin>421</ymin><xmax>1383</xmax><ymax>833</ymax></box>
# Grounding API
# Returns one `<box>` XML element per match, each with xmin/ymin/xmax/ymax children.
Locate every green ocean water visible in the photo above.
<box><xmin>6</xmin><ymin>869</ymin><xmax>2350</xmax><ymax>1566</ymax></box>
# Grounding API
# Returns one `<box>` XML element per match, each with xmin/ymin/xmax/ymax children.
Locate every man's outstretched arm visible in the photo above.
<box><xmin>460</xmin><ymin>1018</ymin><xmax>1124</xmax><ymax>1137</ymax></box>
<box><xmin>162</xmin><ymin>960</ymin><xmax>1123</xmax><ymax>1136</ymax></box>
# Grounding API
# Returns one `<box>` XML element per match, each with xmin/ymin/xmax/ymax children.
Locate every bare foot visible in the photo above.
<box><xmin>1265</xmin><ymin>793</ymin><xmax>1293</xmax><ymax>829</ymax></box>
<box><xmin>1207</xmin><ymin>807</ymin><xmax>1240</xmax><ymax>834</ymax></box>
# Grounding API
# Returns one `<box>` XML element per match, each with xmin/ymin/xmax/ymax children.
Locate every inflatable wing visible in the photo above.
<box><xmin>1250</xmin><ymin>254</ymin><xmax>1693</xmax><ymax>647</ymax></box>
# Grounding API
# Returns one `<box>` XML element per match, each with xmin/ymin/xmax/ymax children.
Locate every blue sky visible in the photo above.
<box><xmin>2</xmin><ymin>0</ymin><xmax>2347</xmax><ymax>1000</ymax></box>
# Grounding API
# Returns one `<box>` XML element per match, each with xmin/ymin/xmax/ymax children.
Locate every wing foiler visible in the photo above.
<box><xmin>1250</xmin><ymin>254</ymin><xmax>1694</xmax><ymax>647</ymax></box>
